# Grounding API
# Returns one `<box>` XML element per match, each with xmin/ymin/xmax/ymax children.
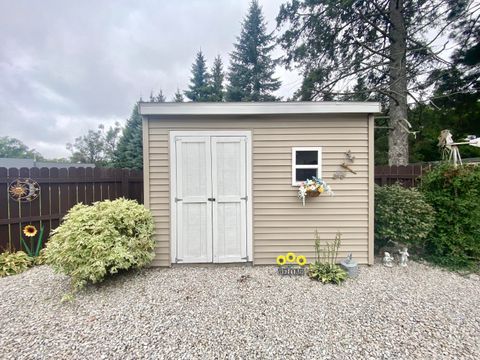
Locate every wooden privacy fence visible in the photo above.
<box><xmin>374</xmin><ymin>164</ymin><xmax>428</xmax><ymax>188</ymax></box>
<box><xmin>1</xmin><ymin>164</ymin><xmax>426</xmax><ymax>252</ymax></box>
<box><xmin>0</xmin><ymin>167</ymin><xmax>143</xmax><ymax>252</ymax></box>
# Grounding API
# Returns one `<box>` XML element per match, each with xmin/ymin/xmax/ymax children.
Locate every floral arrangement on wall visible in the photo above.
<box><xmin>298</xmin><ymin>177</ymin><xmax>333</xmax><ymax>206</ymax></box>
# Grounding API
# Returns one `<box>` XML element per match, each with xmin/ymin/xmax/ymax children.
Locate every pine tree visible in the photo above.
<box><xmin>209</xmin><ymin>56</ymin><xmax>225</xmax><ymax>101</ymax></box>
<box><xmin>226</xmin><ymin>0</ymin><xmax>281</xmax><ymax>102</ymax></box>
<box><xmin>155</xmin><ymin>90</ymin><xmax>166</xmax><ymax>102</ymax></box>
<box><xmin>277</xmin><ymin>0</ymin><xmax>471</xmax><ymax>165</ymax></box>
<box><xmin>173</xmin><ymin>88</ymin><xmax>184</xmax><ymax>102</ymax></box>
<box><xmin>184</xmin><ymin>51</ymin><xmax>211</xmax><ymax>102</ymax></box>
<box><xmin>149</xmin><ymin>90</ymin><xmax>166</xmax><ymax>102</ymax></box>
<box><xmin>113</xmin><ymin>102</ymin><xmax>143</xmax><ymax>170</ymax></box>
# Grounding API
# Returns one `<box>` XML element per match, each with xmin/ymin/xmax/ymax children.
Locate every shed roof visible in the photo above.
<box><xmin>139</xmin><ymin>101</ymin><xmax>381</xmax><ymax>116</ymax></box>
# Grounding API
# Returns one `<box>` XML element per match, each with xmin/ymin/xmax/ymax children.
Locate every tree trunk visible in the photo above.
<box><xmin>388</xmin><ymin>0</ymin><xmax>409</xmax><ymax>166</ymax></box>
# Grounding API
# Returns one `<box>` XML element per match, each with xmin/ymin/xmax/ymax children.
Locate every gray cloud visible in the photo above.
<box><xmin>0</xmin><ymin>0</ymin><xmax>300</xmax><ymax>159</ymax></box>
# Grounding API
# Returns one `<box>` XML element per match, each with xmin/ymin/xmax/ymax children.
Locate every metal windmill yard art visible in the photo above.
<box><xmin>8</xmin><ymin>178</ymin><xmax>40</xmax><ymax>203</ymax></box>
<box><xmin>438</xmin><ymin>130</ymin><xmax>480</xmax><ymax>166</ymax></box>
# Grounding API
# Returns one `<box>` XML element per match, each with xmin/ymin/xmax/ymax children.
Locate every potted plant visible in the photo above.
<box><xmin>297</xmin><ymin>177</ymin><xmax>333</xmax><ymax>206</ymax></box>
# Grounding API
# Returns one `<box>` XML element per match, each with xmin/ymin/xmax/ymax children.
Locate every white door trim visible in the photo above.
<box><xmin>169</xmin><ymin>130</ymin><xmax>253</xmax><ymax>264</ymax></box>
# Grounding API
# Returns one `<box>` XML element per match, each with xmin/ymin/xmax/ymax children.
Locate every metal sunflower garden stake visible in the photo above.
<box><xmin>20</xmin><ymin>224</ymin><xmax>45</xmax><ymax>258</ymax></box>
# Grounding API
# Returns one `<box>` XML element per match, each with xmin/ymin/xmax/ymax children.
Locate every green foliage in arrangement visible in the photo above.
<box><xmin>420</xmin><ymin>164</ymin><xmax>480</xmax><ymax>270</ymax></box>
<box><xmin>45</xmin><ymin>198</ymin><xmax>155</xmax><ymax>291</ymax></box>
<box><xmin>0</xmin><ymin>251</ymin><xmax>32</xmax><ymax>277</ymax></box>
<box><xmin>308</xmin><ymin>231</ymin><xmax>347</xmax><ymax>284</ymax></box>
<box><xmin>375</xmin><ymin>184</ymin><xmax>435</xmax><ymax>253</ymax></box>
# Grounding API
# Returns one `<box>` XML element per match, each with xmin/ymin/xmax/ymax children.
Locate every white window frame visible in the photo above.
<box><xmin>291</xmin><ymin>147</ymin><xmax>322</xmax><ymax>186</ymax></box>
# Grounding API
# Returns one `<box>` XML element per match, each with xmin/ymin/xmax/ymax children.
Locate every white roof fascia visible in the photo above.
<box><xmin>139</xmin><ymin>101</ymin><xmax>381</xmax><ymax>116</ymax></box>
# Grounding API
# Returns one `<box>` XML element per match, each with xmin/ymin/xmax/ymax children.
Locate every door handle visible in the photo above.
<box><xmin>208</xmin><ymin>198</ymin><xmax>216</xmax><ymax>201</ymax></box>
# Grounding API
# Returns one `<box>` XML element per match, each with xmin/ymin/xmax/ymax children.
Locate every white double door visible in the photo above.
<box><xmin>173</xmin><ymin>135</ymin><xmax>248</xmax><ymax>263</ymax></box>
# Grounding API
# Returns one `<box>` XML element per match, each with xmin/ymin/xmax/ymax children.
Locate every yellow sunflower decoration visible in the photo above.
<box><xmin>286</xmin><ymin>252</ymin><xmax>296</xmax><ymax>263</ymax></box>
<box><xmin>23</xmin><ymin>225</ymin><xmax>38</xmax><ymax>237</ymax></box>
<box><xmin>276</xmin><ymin>255</ymin><xmax>286</xmax><ymax>266</ymax></box>
<box><xmin>296</xmin><ymin>255</ymin><xmax>307</xmax><ymax>266</ymax></box>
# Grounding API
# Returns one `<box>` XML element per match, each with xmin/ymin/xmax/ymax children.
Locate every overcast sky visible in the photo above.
<box><xmin>0</xmin><ymin>0</ymin><xmax>301</xmax><ymax>159</ymax></box>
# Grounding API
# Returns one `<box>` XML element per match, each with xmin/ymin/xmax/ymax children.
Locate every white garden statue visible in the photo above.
<box><xmin>398</xmin><ymin>247</ymin><xmax>410</xmax><ymax>267</ymax></box>
<box><xmin>382</xmin><ymin>252</ymin><xmax>394</xmax><ymax>267</ymax></box>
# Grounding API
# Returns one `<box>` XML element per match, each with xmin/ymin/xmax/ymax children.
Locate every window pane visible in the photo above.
<box><xmin>296</xmin><ymin>151</ymin><xmax>318</xmax><ymax>165</ymax></box>
<box><xmin>296</xmin><ymin>168</ymin><xmax>317</xmax><ymax>182</ymax></box>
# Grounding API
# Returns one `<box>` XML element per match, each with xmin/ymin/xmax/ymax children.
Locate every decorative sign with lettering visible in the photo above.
<box><xmin>275</xmin><ymin>252</ymin><xmax>307</xmax><ymax>276</ymax></box>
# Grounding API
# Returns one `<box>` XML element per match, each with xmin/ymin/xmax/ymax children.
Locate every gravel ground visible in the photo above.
<box><xmin>0</xmin><ymin>262</ymin><xmax>479</xmax><ymax>360</ymax></box>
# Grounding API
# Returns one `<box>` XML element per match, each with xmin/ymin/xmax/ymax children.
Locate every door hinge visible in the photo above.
<box><xmin>175</xmin><ymin>257</ymin><xmax>183</xmax><ymax>262</ymax></box>
<box><xmin>175</xmin><ymin>197</ymin><xmax>183</xmax><ymax>202</ymax></box>
<box><xmin>208</xmin><ymin>198</ymin><xmax>216</xmax><ymax>201</ymax></box>
<box><xmin>241</xmin><ymin>196</ymin><xmax>248</xmax><ymax>201</ymax></box>
<box><xmin>241</xmin><ymin>256</ymin><xmax>249</xmax><ymax>260</ymax></box>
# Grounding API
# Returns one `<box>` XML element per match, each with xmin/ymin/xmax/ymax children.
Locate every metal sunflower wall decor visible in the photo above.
<box><xmin>8</xmin><ymin>178</ymin><xmax>40</xmax><ymax>202</ymax></box>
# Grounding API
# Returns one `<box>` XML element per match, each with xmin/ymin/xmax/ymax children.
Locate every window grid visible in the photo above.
<box><xmin>291</xmin><ymin>147</ymin><xmax>322</xmax><ymax>186</ymax></box>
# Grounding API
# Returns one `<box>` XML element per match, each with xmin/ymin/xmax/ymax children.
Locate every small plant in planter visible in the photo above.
<box><xmin>298</xmin><ymin>177</ymin><xmax>333</xmax><ymax>206</ymax></box>
<box><xmin>308</xmin><ymin>230</ymin><xmax>347</xmax><ymax>284</ymax></box>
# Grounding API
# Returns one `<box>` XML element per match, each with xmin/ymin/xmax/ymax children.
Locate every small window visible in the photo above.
<box><xmin>291</xmin><ymin>147</ymin><xmax>322</xmax><ymax>186</ymax></box>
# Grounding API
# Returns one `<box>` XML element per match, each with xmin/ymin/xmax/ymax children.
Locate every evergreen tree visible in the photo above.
<box><xmin>155</xmin><ymin>90</ymin><xmax>166</xmax><ymax>102</ymax></box>
<box><xmin>209</xmin><ymin>56</ymin><xmax>225</xmax><ymax>101</ymax></box>
<box><xmin>408</xmin><ymin>9</ymin><xmax>480</xmax><ymax>164</ymax></box>
<box><xmin>184</xmin><ymin>51</ymin><xmax>211</xmax><ymax>101</ymax></box>
<box><xmin>113</xmin><ymin>102</ymin><xmax>143</xmax><ymax>170</ymax></box>
<box><xmin>173</xmin><ymin>88</ymin><xmax>184</xmax><ymax>102</ymax></box>
<box><xmin>277</xmin><ymin>0</ymin><xmax>471</xmax><ymax>165</ymax></box>
<box><xmin>149</xmin><ymin>90</ymin><xmax>166</xmax><ymax>102</ymax></box>
<box><xmin>226</xmin><ymin>0</ymin><xmax>281</xmax><ymax>102</ymax></box>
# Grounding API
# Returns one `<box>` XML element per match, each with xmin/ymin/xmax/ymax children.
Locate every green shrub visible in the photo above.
<box><xmin>0</xmin><ymin>251</ymin><xmax>32</xmax><ymax>277</ymax></box>
<box><xmin>34</xmin><ymin>248</ymin><xmax>47</xmax><ymax>266</ymax></box>
<box><xmin>308</xmin><ymin>231</ymin><xmax>347</xmax><ymax>284</ymax></box>
<box><xmin>420</xmin><ymin>164</ymin><xmax>480</xmax><ymax>269</ymax></box>
<box><xmin>45</xmin><ymin>198</ymin><xmax>155</xmax><ymax>290</ymax></box>
<box><xmin>375</xmin><ymin>184</ymin><xmax>435</xmax><ymax>253</ymax></box>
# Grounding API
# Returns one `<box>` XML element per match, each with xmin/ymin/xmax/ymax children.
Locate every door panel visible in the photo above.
<box><xmin>211</xmin><ymin>137</ymin><xmax>247</xmax><ymax>263</ymax></box>
<box><xmin>175</xmin><ymin>137</ymin><xmax>212</xmax><ymax>263</ymax></box>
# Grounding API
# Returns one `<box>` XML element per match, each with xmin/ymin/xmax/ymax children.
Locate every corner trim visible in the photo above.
<box><xmin>368</xmin><ymin>114</ymin><xmax>375</xmax><ymax>265</ymax></box>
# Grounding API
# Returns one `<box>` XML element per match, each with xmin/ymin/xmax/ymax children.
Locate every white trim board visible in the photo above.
<box><xmin>140</xmin><ymin>101</ymin><xmax>381</xmax><ymax>116</ymax></box>
<box><xmin>169</xmin><ymin>130</ymin><xmax>253</xmax><ymax>264</ymax></box>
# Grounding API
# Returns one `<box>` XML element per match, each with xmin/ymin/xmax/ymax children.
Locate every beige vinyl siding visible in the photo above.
<box><xmin>145</xmin><ymin>115</ymin><xmax>372</xmax><ymax>266</ymax></box>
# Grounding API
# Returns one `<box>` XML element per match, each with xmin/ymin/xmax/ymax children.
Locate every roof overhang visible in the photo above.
<box><xmin>139</xmin><ymin>101</ymin><xmax>381</xmax><ymax>116</ymax></box>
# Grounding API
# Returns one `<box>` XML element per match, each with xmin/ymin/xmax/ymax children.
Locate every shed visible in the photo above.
<box><xmin>140</xmin><ymin>102</ymin><xmax>380</xmax><ymax>267</ymax></box>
